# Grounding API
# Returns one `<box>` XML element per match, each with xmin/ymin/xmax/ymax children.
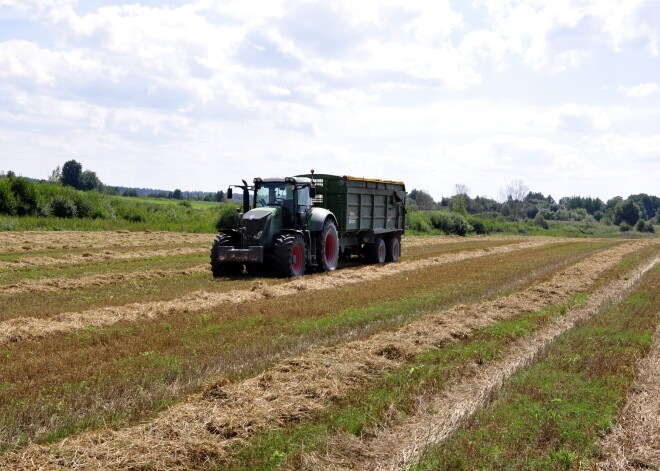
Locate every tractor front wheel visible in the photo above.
<box><xmin>273</xmin><ymin>233</ymin><xmax>307</xmax><ymax>277</ymax></box>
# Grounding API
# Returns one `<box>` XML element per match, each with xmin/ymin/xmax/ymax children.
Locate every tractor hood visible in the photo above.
<box><xmin>242</xmin><ymin>207</ymin><xmax>276</xmax><ymax>239</ymax></box>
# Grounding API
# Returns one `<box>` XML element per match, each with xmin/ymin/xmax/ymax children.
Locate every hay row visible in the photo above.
<box><xmin>2</xmin><ymin>240</ymin><xmax>654</xmax><ymax>470</ymax></box>
<box><xmin>0</xmin><ymin>264</ymin><xmax>209</xmax><ymax>296</ymax></box>
<box><xmin>0</xmin><ymin>230</ymin><xmax>214</xmax><ymax>253</ymax></box>
<box><xmin>0</xmin><ymin>245</ymin><xmax>208</xmax><ymax>269</ymax></box>
<box><xmin>0</xmin><ymin>238</ymin><xmax>553</xmax><ymax>345</ymax></box>
<box><xmin>323</xmin><ymin>258</ymin><xmax>660</xmax><ymax>471</ymax></box>
<box><xmin>595</xmin><ymin>324</ymin><xmax>660</xmax><ymax>471</ymax></box>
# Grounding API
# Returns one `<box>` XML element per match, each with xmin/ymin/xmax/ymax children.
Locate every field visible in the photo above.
<box><xmin>0</xmin><ymin>231</ymin><xmax>658</xmax><ymax>470</ymax></box>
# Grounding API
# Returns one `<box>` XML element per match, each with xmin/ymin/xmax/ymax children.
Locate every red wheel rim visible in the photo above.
<box><xmin>324</xmin><ymin>232</ymin><xmax>335</xmax><ymax>263</ymax></box>
<box><xmin>291</xmin><ymin>243</ymin><xmax>303</xmax><ymax>274</ymax></box>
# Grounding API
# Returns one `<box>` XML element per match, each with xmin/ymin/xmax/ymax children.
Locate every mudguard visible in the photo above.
<box><xmin>307</xmin><ymin>208</ymin><xmax>337</xmax><ymax>232</ymax></box>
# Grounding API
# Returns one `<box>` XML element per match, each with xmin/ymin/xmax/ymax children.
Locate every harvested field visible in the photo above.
<box><xmin>0</xmin><ymin>231</ymin><xmax>657</xmax><ymax>470</ymax></box>
<box><xmin>0</xmin><ymin>237</ymin><xmax>570</xmax><ymax>342</ymax></box>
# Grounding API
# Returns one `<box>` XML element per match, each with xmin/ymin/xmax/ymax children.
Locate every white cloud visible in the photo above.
<box><xmin>618</xmin><ymin>83</ymin><xmax>660</xmax><ymax>98</ymax></box>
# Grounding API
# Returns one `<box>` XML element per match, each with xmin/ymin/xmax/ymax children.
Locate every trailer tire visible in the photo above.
<box><xmin>318</xmin><ymin>220</ymin><xmax>339</xmax><ymax>272</ymax></box>
<box><xmin>274</xmin><ymin>233</ymin><xmax>306</xmax><ymax>277</ymax></box>
<box><xmin>210</xmin><ymin>234</ymin><xmax>244</xmax><ymax>277</ymax></box>
<box><xmin>368</xmin><ymin>237</ymin><xmax>387</xmax><ymax>264</ymax></box>
<box><xmin>386</xmin><ymin>236</ymin><xmax>401</xmax><ymax>262</ymax></box>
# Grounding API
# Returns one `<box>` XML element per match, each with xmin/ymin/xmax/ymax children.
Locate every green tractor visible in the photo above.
<box><xmin>211</xmin><ymin>174</ymin><xmax>406</xmax><ymax>277</ymax></box>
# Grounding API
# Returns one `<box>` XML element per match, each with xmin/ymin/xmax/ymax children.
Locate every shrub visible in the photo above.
<box><xmin>467</xmin><ymin>216</ymin><xmax>492</xmax><ymax>235</ymax></box>
<box><xmin>178</xmin><ymin>200</ymin><xmax>192</xmax><ymax>208</ymax></box>
<box><xmin>50</xmin><ymin>196</ymin><xmax>78</xmax><ymax>218</ymax></box>
<box><xmin>215</xmin><ymin>204</ymin><xmax>240</xmax><ymax>231</ymax></box>
<box><xmin>10</xmin><ymin>178</ymin><xmax>38</xmax><ymax>215</ymax></box>
<box><xmin>406</xmin><ymin>211</ymin><xmax>434</xmax><ymax>233</ymax></box>
<box><xmin>0</xmin><ymin>178</ymin><xmax>17</xmax><ymax>215</ymax></box>
<box><xmin>533</xmin><ymin>212</ymin><xmax>549</xmax><ymax>229</ymax></box>
<box><xmin>619</xmin><ymin>221</ymin><xmax>630</xmax><ymax>232</ymax></box>
<box><xmin>636</xmin><ymin>220</ymin><xmax>656</xmax><ymax>233</ymax></box>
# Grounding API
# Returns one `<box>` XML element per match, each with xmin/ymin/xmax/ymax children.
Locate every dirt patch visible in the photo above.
<box><xmin>0</xmin><ymin>264</ymin><xmax>210</xmax><ymax>296</ymax></box>
<box><xmin>1</xmin><ymin>241</ymin><xmax>655</xmax><ymax>470</ymax></box>
<box><xmin>0</xmin><ymin>246</ymin><xmax>208</xmax><ymax>269</ymax></box>
<box><xmin>0</xmin><ymin>238</ymin><xmax>557</xmax><ymax>345</ymax></box>
<box><xmin>596</xmin><ymin>324</ymin><xmax>660</xmax><ymax>471</ymax></box>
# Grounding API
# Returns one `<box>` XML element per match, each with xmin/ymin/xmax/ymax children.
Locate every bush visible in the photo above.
<box><xmin>215</xmin><ymin>204</ymin><xmax>240</xmax><ymax>230</ymax></box>
<box><xmin>466</xmin><ymin>216</ymin><xmax>491</xmax><ymax>235</ymax></box>
<box><xmin>407</xmin><ymin>211</ymin><xmax>434</xmax><ymax>233</ymax></box>
<box><xmin>636</xmin><ymin>220</ymin><xmax>656</xmax><ymax>233</ymax></box>
<box><xmin>50</xmin><ymin>196</ymin><xmax>78</xmax><ymax>218</ymax></box>
<box><xmin>533</xmin><ymin>212</ymin><xmax>549</xmax><ymax>229</ymax></box>
<box><xmin>0</xmin><ymin>178</ymin><xmax>17</xmax><ymax>215</ymax></box>
<box><xmin>619</xmin><ymin>221</ymin><xmax>630</xmax><ymax>232</ymax></box>
<box><xmin>10</xmin><ymin>178</ymin><xmax>38</xmax><ymax>215</ymax></box>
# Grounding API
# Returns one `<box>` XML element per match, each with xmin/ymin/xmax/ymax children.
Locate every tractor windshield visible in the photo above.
<box><xmin>254</xmin><ymin>182</ymin><xmax>294</xmax><ymax>209</ymax></box>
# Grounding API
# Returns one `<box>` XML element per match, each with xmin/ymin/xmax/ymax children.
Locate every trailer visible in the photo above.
<box><xmin>210</xmin><ymin>173</ymin><xmax>407</xmax><ymax>277</ymax></box>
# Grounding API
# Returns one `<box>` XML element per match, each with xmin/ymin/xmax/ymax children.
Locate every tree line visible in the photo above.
<box><xmin>407</xmin><ymin>181</ymin><xmax>658</xmax><ymax>233</ymax></box>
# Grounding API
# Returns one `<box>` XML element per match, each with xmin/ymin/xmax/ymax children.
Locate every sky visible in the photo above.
<box><xmin>0</xmin><ymin>0</ymin><xmax>659</xmax><ymax>201</ymax></box>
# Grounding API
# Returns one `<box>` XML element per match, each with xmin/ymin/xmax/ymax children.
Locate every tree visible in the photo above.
<box><xmin>409</xmin><ymin>188</ymin><xmax>435</xmax><ymax>210</ymax></box>
<box><xmin>79</xmin><ymin>170</ymin><xmax>101</xmax><ymax>191</ymax></box>
<box><xmin>500</xmin><ymin>180</ymin><xmax>529</xmax><ymax>219</ymax></box>
<box><xmin>48</xmin><ymin>166</ymin><xmax>62</xmax><ymax>184</ymax></box>
<box><xmin>61</xmin><ymin>160</ymin><xmax>83</xmax><ymax>189</ymax></box>
<box><xmin>215</xmin><ymin>190</ymin><xmax>224</xmax><ymax>202</ymax></box>
<box><xmin>614</xmin><ymin>199</ymin><xmax>641</xmax><ymax>226</ymax></box>
<box><xmin>172</xmin><ymin>189</ymin><xmax>183</xmax><ymax>200</ymax></box>
<box><xmin>452</xmin><ymin>184</ymin><xmax>469</xmax><ymax>217</ymax></box>
<box><xmin>6</xmin><ymin>170</ymin><xmax>16</xmax><ymax>178</ymax></box>
<box><xmin>123</xmin><ymin>188</ymin><xmax>138</xmax><ymax>197</ymax></box>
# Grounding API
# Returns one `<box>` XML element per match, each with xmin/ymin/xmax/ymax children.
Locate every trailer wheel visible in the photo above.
<box><xmin>274</xmin><ymin>233</ymin><xmax>306</xmax><ymax>277</ymax></box>
<box><xmin>368</xmin><ymin>237</ymin><xmax>387</xmax><ymax>264</ymax></box>
<box><xmin>210</xmin><ymin>234</ymin><xmax>244</xmax><ymax>277</ymax></box>
<box><xmin>319</xmin><ymin>220</ymin><xmax>339</xmax><ymax>272</ymax></box>
<box><xmin>386</xmin><ymin>236</ymin><xmax>401</xmax><ymax>262</ymax></box>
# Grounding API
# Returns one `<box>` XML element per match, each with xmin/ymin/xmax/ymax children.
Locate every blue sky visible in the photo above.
<box><xmin>0</xmin><ymin>0</ymin><xmax>658</xmax><ymax>200</ymax></box>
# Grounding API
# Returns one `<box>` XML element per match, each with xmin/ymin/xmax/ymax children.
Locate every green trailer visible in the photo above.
<box><xmin>211</xmin><ymin>173</ymin><xmax>406</xmax><ymax>277</ymax></box>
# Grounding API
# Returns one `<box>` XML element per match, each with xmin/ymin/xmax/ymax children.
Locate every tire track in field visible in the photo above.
<box><xmin>0</xmin><ymin>239</ymin><xmax>558</xmax><ymax>344</ymax></box>
<box><xmin>0</xmin><ymin>241</ymin><xmax>654</xmax><ymax>470</ymax></box>
<box><xmin>596</xmin><ymin>323</ymin><xmax>660</xmax><ymax>471</ymax></box>
<box><xmin>0</xmin><ymin>265</ymin><xmax>210</xmax><ymax>296</ymax></box>
<box><xmin>0</xmin><ymin>231</ymin><xmax>214</xmax><ymax>253</ymax></box>
<box><xmin>0</xmin><ymin>245</ymin><xmax>208</xmax><ymax>269</ymax></box>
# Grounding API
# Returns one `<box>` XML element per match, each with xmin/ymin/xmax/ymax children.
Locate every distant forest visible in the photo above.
<box><xmin>1</xmin><ymin>163</ymin><xmax>657</xmax><ymax>235</ymax></box>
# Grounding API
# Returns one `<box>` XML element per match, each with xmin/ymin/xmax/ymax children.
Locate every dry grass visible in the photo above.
<box><xmin>1</xmin><ymin>240</ymin><xmax>654</xmax><ymax>469</ymax></box>
<box><xmin>0</xmin><ymin>241</ymin><xmax>604</xmax><ymax>455</ymax></box>
<box><xmin>596</xmin><ymin>323</ymin><xmax>660</xmax><ymax>470</ymax></box>
<box><xmin>0</xmin><ymin>238</ymin><xmax>555</xmax><ymax>343</ymax></box>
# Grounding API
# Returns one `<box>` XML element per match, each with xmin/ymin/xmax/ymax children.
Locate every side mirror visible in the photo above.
<box><xmin>309</xmin><ymin>187</ymin><xmax>316</xmax><ymax>198</ymax></box>
<box><xmin>227</xmin><ymin>188</ymin><xmax>233</xmax><ymax>199</ymax></box>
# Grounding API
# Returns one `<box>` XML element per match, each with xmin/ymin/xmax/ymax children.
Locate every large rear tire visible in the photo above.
<box><xmin>210</xmin><ymin>234</ymin><xmax>244</xmax><ymax>277</ymax></box>
<box><xmin>368</xmin><ymin>237</ymin><xmax>387</xmax><ymax>264</ymax></box>
<box><xmin>273</xmin><ymin>233</ymin><xmax>306</xmax><ymax>277</ymax></box>
<box><xmin>386</xmin><ymin>236</ymin><xmax>401</xmax><ymax>262</ymax></box>
<box><xmin>318</xmin><ymin>220</ymin><xmax>339</xmax><ymax>272</ymax></box>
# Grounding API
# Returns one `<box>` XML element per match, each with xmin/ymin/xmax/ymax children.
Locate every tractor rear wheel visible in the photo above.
<box><xmin>210</xmin><ymin>234</ymin><xmax>244</xmax><ymax>277</ymax></box>
<box><xmin>386</xmin><ymin>236</ymin><xmax>401</xmax><ymax>262</ymax></box>
<box><xmin>318</xmin><ymin>220</ymin><xmax>339</xmax><ymax>272</ymax></box>
<box><xmin>273</xmin><ymin>233</ymin><xmax>306</xmax><ymax>277</ymax></box>
<box><xmin>368</xmin><ymin>237</ymin><xmax>387</xmax><ymax>264</ymax></box>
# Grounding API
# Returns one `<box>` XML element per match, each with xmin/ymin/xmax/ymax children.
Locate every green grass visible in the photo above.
<box><xmin>410</xmin><ymin>264</ymin><xmax>660</xmax><ymax>471</ymax></box>
<box><xmin>130</xmin><ymin>197</ymin><xmax>222</xmax><ymax>210</ymax></box>
<box><xmin>221</xmin><ymin>294</ymin><xmax>592</xmax><ymax>470</ymax></box>
<box><xmin>0</xmin><ymin>242</ymin><xmax>607</xmax><ymax>452</ymax></box>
